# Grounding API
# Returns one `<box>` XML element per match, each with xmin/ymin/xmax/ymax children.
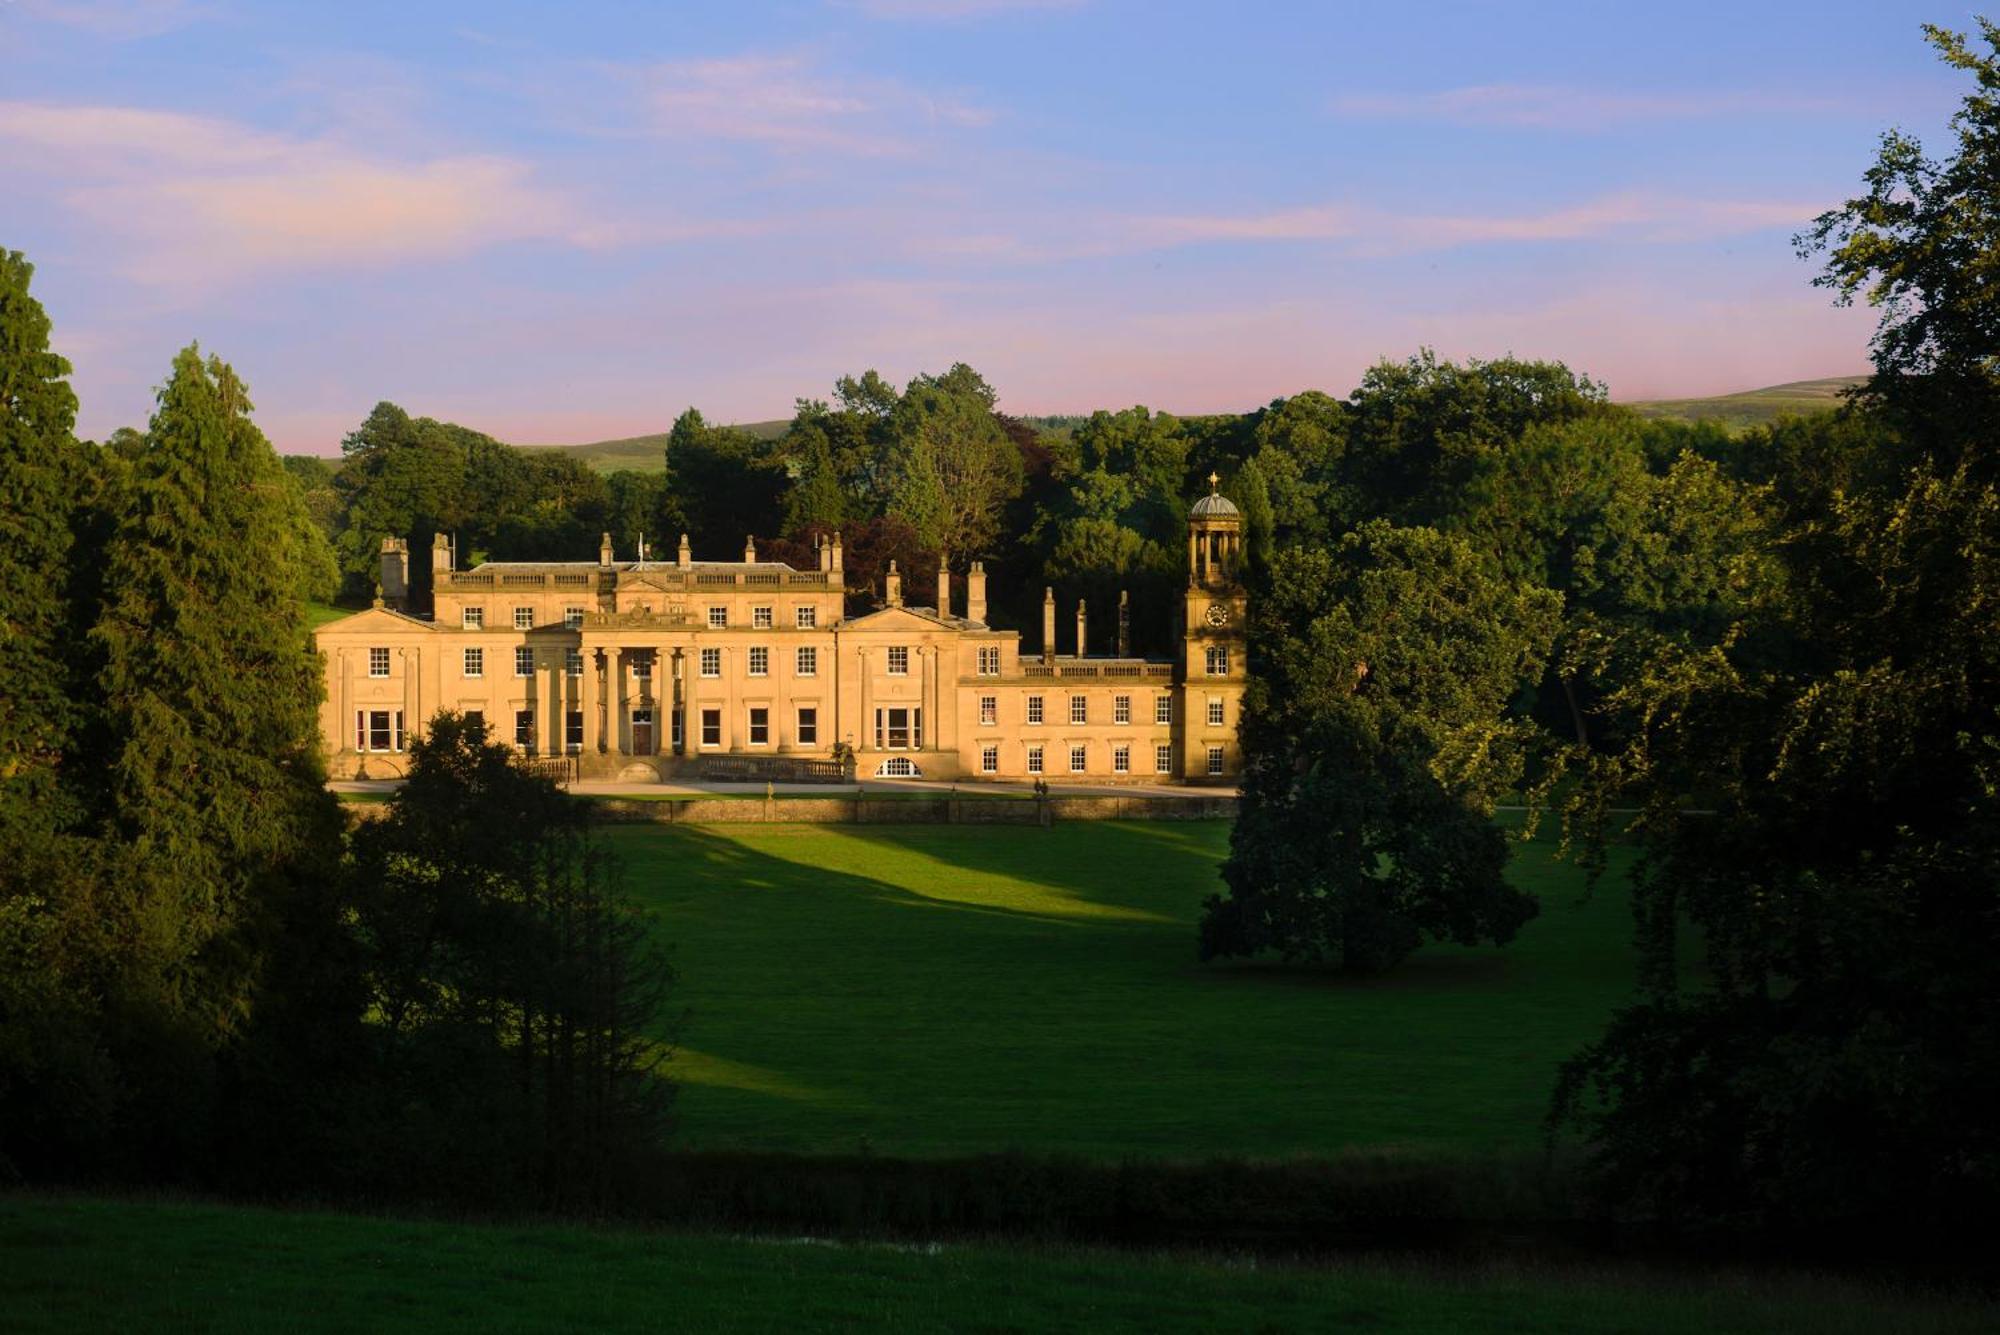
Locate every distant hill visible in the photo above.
<box><xmin>517</xmin><ymin>379</ymin><xmax>1867</xmax><ymax>473</ymax></box>
<box><xmin>1623</xmin><ymin>376</ymin><xmax>1865</xmax><ymax>431</ymax></box>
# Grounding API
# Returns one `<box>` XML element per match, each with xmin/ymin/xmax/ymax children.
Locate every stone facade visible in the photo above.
<box><xmin>315</xmin><ymin>489</ymin><xmax>1249</xmax><ymax>784</ymax></box>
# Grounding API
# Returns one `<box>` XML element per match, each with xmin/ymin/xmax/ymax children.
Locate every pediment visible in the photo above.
<box><xmin>842</xmin><ymin>605</ymin><xmax>955</xmax><ymax>633</ymax></box>
<box><xmin>313</xmin><ymin>606</ymin><xmax>438</xmax><ymax>636</ymax></box>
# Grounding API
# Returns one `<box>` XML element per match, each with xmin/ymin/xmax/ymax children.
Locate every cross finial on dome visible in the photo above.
<box><xmin>1208</xmin><ymin>471</ymin><xmax>1220</xmax><ymax>492</ymax></box>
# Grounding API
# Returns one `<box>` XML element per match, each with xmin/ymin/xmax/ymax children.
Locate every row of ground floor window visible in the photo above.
<box><xmin>349</xmin><ymin>706</ymin><xmax>1229</xmax><ymax>777</ymax></box>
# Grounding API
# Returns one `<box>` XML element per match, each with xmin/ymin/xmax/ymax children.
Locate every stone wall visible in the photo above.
<box><xmin>582</xmin><ymin>795</ymin><xmax>1238</xmax><ymax>825</ymax></box>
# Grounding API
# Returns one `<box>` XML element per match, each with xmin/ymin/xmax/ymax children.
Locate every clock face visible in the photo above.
<box><xmin>1204</xmin><ymin>602</ymin><xmax>1232</xmax><ymax>628</ymax></box>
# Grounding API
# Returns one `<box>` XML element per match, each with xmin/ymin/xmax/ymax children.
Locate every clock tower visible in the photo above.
<box><xmin>1177</xmin><ymin>474</ymin><xmax>1248</xmax><ymax>783</ymax></box>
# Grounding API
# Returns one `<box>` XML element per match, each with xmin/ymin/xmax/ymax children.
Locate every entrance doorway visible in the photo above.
<box><xmin>631</xmin><ymin>707</ymin><xmax>655</xmax><ymax>756</ymax></box>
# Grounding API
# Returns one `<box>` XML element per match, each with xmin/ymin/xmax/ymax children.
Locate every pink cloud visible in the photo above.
<box><xmin>1330</xmin><ymin>83</ymin><xmax>1842</xmax><ymax>129</ymax></box>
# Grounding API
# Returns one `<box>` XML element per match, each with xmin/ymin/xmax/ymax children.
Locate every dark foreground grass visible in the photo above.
<box><xmin>7</xmin><ymin>1195</ymin><xmax>1989</xmax><ymax>1335</ymax></box>
<box><xmin>617</xmin><ymin>818</ymin><xmax>1638</xmax><ymax>1160</ymax></box>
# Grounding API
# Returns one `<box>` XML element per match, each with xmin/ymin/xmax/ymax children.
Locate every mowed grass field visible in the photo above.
<box><xmin>8</xmin><ymin>1195</ymin><xmax>1991</xmax><ymax>1335</ymax></box>
<box><xmin>617</xmin><ymin>817</ymin><xmax>1638</xmax><ymax>1160</ymax></box>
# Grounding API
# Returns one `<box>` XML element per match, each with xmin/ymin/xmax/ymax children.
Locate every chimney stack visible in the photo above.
<box><xmin>1042</xmin><ymin>587</ymin><xmax>1057</xmax><ymax>663</ymax></box>
<box><xmin>744</xmin><ymin>535</ymin><xmax>757</xmax><ymax>564</ymax></box>
<box><xmin>431</xmin><ymin>532</ymin><xmax>452</xmax><ymax>576</ymax></box>
<box><xmin>1076</xmin><ymin>599</ymin><xmax>1089</xmax><ymax>658</ymax></box>
<box><xmin>830</xmin><ymin>531</ymin><xmax>844</xmax><ymax>576</ymax></box>
<box><xmin>886</xmin><ymin>560</ymin><xmax>903</xmax><ymax>607</ymax></box>
<box><xmin>936</xmin><ymin>557</ymin><xmax>951</xmax><ymax>617</ymax></box>
<box><xmin>967</xmin><ymin>561</ymin><xmax>988</xmax><ymax>625</ymax></box>
<box><xmin>677</xmin><ymin>532</ymin><xmax>691</xmax><ymax>571</ymax></box>
<box><xmin>1117</xmin><ymin>590</ymin><xmax>1130</xmax><ymax>658</ymax></box>
<box><xmin>818</xmin><ymin>535</ymin><xmax>832</xmax><ymax>574</ymax></box>
<box><xmin>379</xmin><ymin>537</ymin><xmax>409</xmax><ymax>608</ymax></box>
<box><xmin>599</xmin><ymin>531</ymin><xmax>614</xmax><ymax>567</ymax></box>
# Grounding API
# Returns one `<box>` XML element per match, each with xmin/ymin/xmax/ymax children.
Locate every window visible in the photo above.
<box><xmin>748</xmin><ymin>707</ymin><xmax>769</xmax><ymax>746</ymax></box>
<box><xmin>797</xmin><ymin>707</ymin><xmax>818</xmax><ymax>746</ymax></box>
<box><xmin>979</xmin><ymin>695</ymin><xmax>996</xmax><ymax>726</ymax></box>
<box><xmin>1069</xmin><ymin>745</ymin><xmax>1088</xmax><ymax>773</ymax></box>
<box><xmin>1155</xmin><ymin>743</ymin><xmax>1174</xmax><ymax>774</ymax></box>
<box><xmin>752</xmin><ymin>605</ymin><xmax>773</xmax><ymax>629</ymax></box>
<box><xmin>633</xmin><ymin>652</ymin><xmax>653</xmax><ymax>681</ymax></box>
<box><xmin>1207</xmin><ymin>698</ymin><xmax>1225</xmax><ymax>727</ymax></box>
<box><xmin>1155</xmin><ymin>696</ymin><xmax>1173</xmax><ymax>725</ymax></box>
<box><xmin>355</xmin><ymin>709</ymin><xmax>404</xmax><ymax>752</ymax></box>
<box><xmin>564</xmin><ymin>606</ymin><xmax>585</xmax><ymax>630</ymax></box>
<box><xmin>981</xmin><ymin>745</ymin><xmax>999</xmax><ymax>774</ymax></box>
<box><xmin>701</xmin><ymin>708</ymin><xmax>721</xmax><ymax>747</ymax></box>
<box><xmin>796</xmin><ymin>646</ymin><xmax>817</xmax><ymax>677</ymax></box>
<box><xmin>462</xmin><ymin>606</ymin><xmax>484</xmax><ymax>630</ymax></box>
<box><xmin>515</xmin><ymin>709</ymin><xmax>536</xmax><ymax>751</ymax></box>
<box><xmin>565</xmin><ymin>710</ymin><xmax>583</xmax><ymax>753</ymax></box>
<box><xmin>463</xmin><ymin>647</ymin><xmax>484</xmax><ymax>678</ymax></box>
<box><xmin>795</xmin><ymin>605</ymin><xmax>817</xmax><ymax>629</ymax></box>
<box><xmin>877</xmin><ymin>706</ymin><xmax>920</xmax><ymax>750</ymax></box>
<box><xmin>514</xmin><ymin>606</ymin><xmax>533</xmax><ymax>630</ymax></box>
<box><xmin>1113</xmin><ymin>744</ymin><xmax>1130</xmax><ymax>774</ymax></box>
<box><xmin>877</xmin><ymin>756</ymin><xmax>920</xmax><ymax>778</ymax></box>
<box><xmin>887</xmin><ymin>645</ymin><xmax>909</xmax><ymax>675</ymax></box>
<box><xmin>565</xmin><ymin>648</ymin><xmax>583</xmax><ymax>678</ymax></box>
<box><xmin>672</xmin><ymin>707</ymin><xmax>684</xmax><ymax>750</ymax></box>
<box><xmin>1206</xmin><ymin>646</ymin><xmax>1230</xmax><ymax>676</ymax></box>
<box><xmin>368</xmin><ymin>647</ymin><xmax>389</xmax><ymax>678</ymax></box>
<box><xmin>1027</xmin><ymin>695</ymin><xmax>1044</xmax><ymax>725</ymax></box>
<box><xmin>748</xmin><ymin>646</ymin><xmax>769</xmax><ymax>677</ymax></box>
<box><xmin>1026</xmin><ymin>744</ymin><xmax>1044</xmax><ymax>774</ymax></box>
<box><xmin>977</xmin><ymin>645</ymin><xmax>1000</xmax><ymax>675</ymax></box>
<box><xmin>1207</xmin><ymin>746</ymin><xmax>1225</xmax><ymax>776</ymax></box>
<box><xmin>464</xmin><ymin>710</ymin><xmax>485</xmax><ymax>738</ymax></box>
<box><xmin>515</xmin><ymin>646</ymin><xmax>535</xmax><ymax>677</ymax></box>
<box><xmin>700</xmin><ymin>647</ymin><xmax>721</xmax><ymax>678</ymax></box>
<box><xmin>1113</xmin><ymin>694</ymin><xmax>1131</xmax><ymax>725</ymax></box>
<box><xmin>708</xmin><ymin>606</ymin><xmax>728</xmax><ymax>629</ymax></box>
<box><xmin>1069</xmin><ymin>696</ymin><xmax>1087</xmax><ymax>725</ymax></box>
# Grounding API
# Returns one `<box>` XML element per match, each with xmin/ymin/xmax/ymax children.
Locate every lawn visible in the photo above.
<box><xmin>7</xmin><ymin>1195</ymin><xmax>1988</xmax><ymax>1335</ymax></box>
<box><xmin>618</xmin><ymin>817</ymin><xmax>1639</xmax><ymax>1160</ymax></box>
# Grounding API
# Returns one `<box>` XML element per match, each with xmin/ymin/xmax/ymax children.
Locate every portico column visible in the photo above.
<box><xmin>919</xmin><ymin>644</ymin><xmax>934</xmax><ymax>752</ymax></box>
<box><xmin>857</xmin><ymin>644</ymin><xmax>871</xmax><ymax>753</ymax></box>
<box><xmin>673</xmin><ymin>646</ymin><xmax>689</xmax><ymax>755</ymax></box>
<box><xmin>613</xmin><ymin>647</ymin><xmax>628</xmax><ymax>754</ymax></box>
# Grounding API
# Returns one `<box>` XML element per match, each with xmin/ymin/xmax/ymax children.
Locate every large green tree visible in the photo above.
<box><xmin>1203</xmin><ymin>523</ymin><xmax>1558</xmax><ymax>972</ymax></box>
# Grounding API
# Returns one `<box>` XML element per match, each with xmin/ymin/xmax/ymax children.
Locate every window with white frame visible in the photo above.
<box><xmin>977</xmin><ymin>646</ymin><xmax>1000</xmax><ymax>675</ymax></box>
<box><xmin>797</xmin><ymin>706</ymin><xmax>818</xmax><ymax>746</ymax></box>
<box><xmin>795</xmin><ymin>605</ymin><xmax>817</xmax><ymax>629</ymax></box>
<box><xmin>1113</xmin><ymin>694</ymin><xmax>1130</xmax><ymax>724</ymax></box>
<box><xmin>700</xmin><ymin>647</ymin><xmax>721</xmax><ymax>677</ymax></box>
<box><xmin>753</xmin><ymin>605</ymin><xmax>773</xmax><ymax>629</ymax></box>
<box><xmin>565</xmin><ymin>648</ymin><xmax>582</xmax><ymax>678</ymax></box>
<box><xmin>796</xmin><ymin>646</ymin><xmax>817</xmax><ymax>676</ymax></box>
<box><xmin>564</xmin><ymin>606</ymin><xmax>585</xmax><ymax>630</ymax></box>
<box><xmin>708</xmin><ymin>606</ymin><xmax>727</xmax><ymax>629</ymax></box>
<box><xmin>887</xmin><ymin>645</ymin><xmax>909</xmax><ymax>675</ymax></box>
<box><xmin>748</xmin><ymin>646</ymin><xmax>769</xmax><ymax>677</ymax></box>
<box><xmin>1207</xmin><ymin>698</ymin><xmax>1225</xmax><ymax>726</ymax></box>
<box><xmin>1207</xmin><ymin>745</ymin><xmax>1225</xmax><ymax>775</ymax></box>
<box><xmin>700</xmin><ymin>707</ymin><xmax>721</xmax><ymax>747</ymax></box>
<box><xmin>1206</xmin><ymin>646</ymin><xmax>1230</xmax><ymax>676</ymax></box>
<box><xmin>979</xmin><ymin>695</ymin><xmax>996</xmax><ymax>726</ymax></box>
<box><xmin>633</xmin><ymin>651</ymin><xmax>653</xmax><ymax>681</ymax></box>
<box><xmin>515</xmin><ymin>646</ymin><xmax>535</xmax><ymax>677</ymax></box>
<box><xmin>1113</xmin><ymin>744</ymin><xmax>1130</xmax><ymax>774</ymax></box>
<box><xmin>1069</xmin><ymin>695</ymin><xmax>1087</xmax><ymax>725</ymax></box>
<box><xmin>462</xmin><ymin>647</ymin><xmax>484</xmax><ymax>678</ymax></box>
<box><xmin>354</xmin><ymin>709</ymin><xmax>404</xmax><ymax>753</ymax></box>
<box><xmin>747</xmin><ymin>706</ymin><xmax>769</xmax><ymax>745</ymax></box>
<box><xmin>1069</xmin><ymin>745</ymin><xmax>1088</xmax><ymax>773</ymax></box>
<box><xmin>1155</xmin><ymin>743</ymin><xmax>1174</xmax><ymax>774</ymax></box>
<box><xmin>671</xmin><ymin>709</ymin><xmax>683</xmax><ymax>750</ymax></box>
<box><xmin>565</xmin><ymin>710</ymin><xmax>583</xmax><ymax>753</ymax></box>
<box><xmin>1026</xmin><ymin>744</ymin><xmax>1044</xmax><ymax>774</ymax></box>
<box><xmin>368</xmin><ymin>646</ymin><xmax>390</xmax><ymax>678</ymax></box>
<box><xmin>1155</xmin><ymin>696</ymin><xmax>1173</xmax><ymax>725</ymax></box>
<box><xmin>514</xmin><ymin>606</ymin><xmax>533</xmax><ymax>630</ymax></box>
<box><xmin>1027</xmin><ymin>695</ymin><xmax>1043</xmax><ymax>725</ymax></box>
<box><xmin>462</xmin><ymin>606</ymin><xmax>484</xmax><ymax>630</ymax></box>
<box><xmin>515</xmin><ymin>709</ymin><xmax>536</xmax><ymax>751</ymax></box>
<box><xmin>981</xmin><ymin>744</ymin><xmax>999</xmax><ymax>773</ymax></box>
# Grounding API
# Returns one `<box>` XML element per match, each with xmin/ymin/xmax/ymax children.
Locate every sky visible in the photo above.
<box><xmin>0</xmin><ymin>0</ymin><xmax>1975</xmax><ymax>454</ymax></box>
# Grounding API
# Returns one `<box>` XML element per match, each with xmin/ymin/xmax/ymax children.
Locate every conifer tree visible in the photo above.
<box><xmin>89</xmin><ymin>345</ymin><xmax>337</xmax><ymax>1045</ymax></box>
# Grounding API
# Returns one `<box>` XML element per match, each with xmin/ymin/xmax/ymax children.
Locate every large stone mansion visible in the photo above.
<box><xmin>314</xmin><ymin>487</ymin><xmax>1248</xmax><ymax>784</ymax></box>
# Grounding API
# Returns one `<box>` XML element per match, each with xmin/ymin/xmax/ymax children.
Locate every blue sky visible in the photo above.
<box><xmin>0</xmin><ymin>0</ymin><xmax>1973</xmax><ymax>452</ymax></box>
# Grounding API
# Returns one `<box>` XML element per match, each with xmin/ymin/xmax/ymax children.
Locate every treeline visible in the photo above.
<box><xmin>1206</xmin><ymin>19</ymin><xmax>2000</xmax><ymax>1248</ymax></box>
<box><xmin>0</xmin><ymin>254</ymin><xmax>671</xmax><ymax>1208</ymax></box>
